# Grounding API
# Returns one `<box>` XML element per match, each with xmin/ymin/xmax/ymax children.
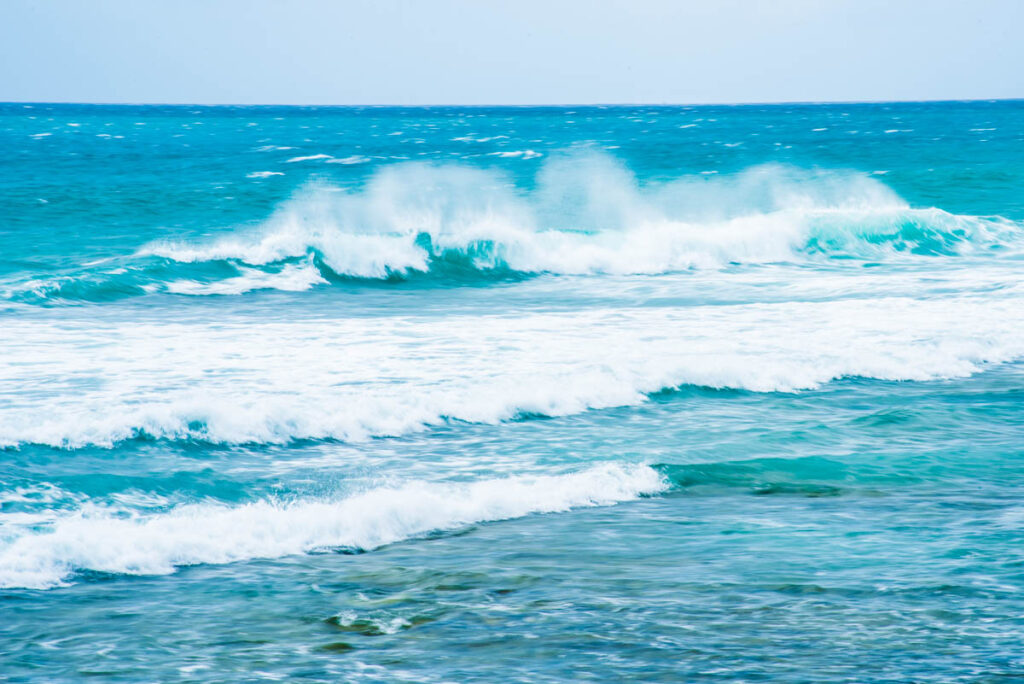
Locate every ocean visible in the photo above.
<box><xmin>1</xmin><ymin>101</ymin><xmax>1023</xmax><ymax>681</ymax></box>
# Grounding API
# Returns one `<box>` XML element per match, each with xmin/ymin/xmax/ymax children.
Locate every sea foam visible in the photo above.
<box><xmin>140</xmin><ymin>154</ymin><xmax>1022</xmax><ymax>281</ymax></box>
<box><xmin>1</xmin><ymin>294</ymin><xmax>1021</xmax><ymax>449</ymax></box>
<box><xmin>0</xmin><ymin>463</ymin><xmax>667</xmax><ymax>589</ymax></box>
<box><xmin>5</xmin><ymin>155</ymin><xmax>1019</xmax><ymax>305</ymax></box>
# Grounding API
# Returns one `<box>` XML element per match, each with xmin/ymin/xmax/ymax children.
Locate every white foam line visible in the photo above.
<box><xmin>1</xmin><ymin>293</ymin><xmax>1023</xmax><ymax>449</ymax></box>
<box><xmin>285</xmin><ymin>154</ymin><xmax>333</xmax><ymax>163</ymax></box>
<box><xmin>0</xmin><ymin>464</ymin><xmax>667</xmax><ymax>589</ymax></box>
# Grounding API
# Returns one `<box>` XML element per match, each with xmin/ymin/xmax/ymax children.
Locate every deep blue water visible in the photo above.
<box><xmin>2</xmin><ymin>101</ymin><xmax>1024</xmax><ymax>681</ymax></box>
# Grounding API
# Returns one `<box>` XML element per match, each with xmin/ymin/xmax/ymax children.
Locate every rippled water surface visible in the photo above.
<box><xmin>2</xmin><ymin>101</ymin><xmax>1024</xmax><ymax>681</ymax></box>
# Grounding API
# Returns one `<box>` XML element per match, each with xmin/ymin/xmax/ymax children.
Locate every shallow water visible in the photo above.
<box><xmin>2</xmin><ymin>101</ymin><xmax>1023</xmax><ymax>681</ymax></box>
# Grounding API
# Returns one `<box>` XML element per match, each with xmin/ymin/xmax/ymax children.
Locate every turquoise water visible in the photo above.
<box><xmin>2</xmin><ymin>101</ymin><xmax>1024</xmax><ymax>681</ymax></box>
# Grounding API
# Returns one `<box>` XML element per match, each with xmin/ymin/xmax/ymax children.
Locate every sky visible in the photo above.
<box><xmin>1</xmin><ymin>0</ymin><xmax>1022</xmax><ymax>105</ymax></box>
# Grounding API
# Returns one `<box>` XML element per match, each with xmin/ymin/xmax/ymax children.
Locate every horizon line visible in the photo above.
<box><xmin>3</xmin><ymin>96</ymin><xmax>1022</xmax><ymax>109</ymax></box>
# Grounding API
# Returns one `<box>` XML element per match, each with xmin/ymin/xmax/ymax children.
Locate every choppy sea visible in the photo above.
<box><xmin>2</xmin><ymin>101</ymin><xmax>1023</xmax><ymax>681</ymax></box>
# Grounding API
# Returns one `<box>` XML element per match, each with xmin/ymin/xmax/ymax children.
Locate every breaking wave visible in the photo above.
<box><xmin>3</xmin><ymin>294</ymin><xmax>1022</xmax><ymax>450</ymax></box>
<box><xmin>6</xmin><ymin>154</ymin><xmax>1021</xmax><ymax>303</ymax></box>
<box><xmin>0</xmin><ymin>452</ymin><xmax>932</xmax><ymax>590</ymax></box>
<box><xmin>0</xmin><ymin>463</ymin><xmax>668</xmax><ymax>589</ymax></box>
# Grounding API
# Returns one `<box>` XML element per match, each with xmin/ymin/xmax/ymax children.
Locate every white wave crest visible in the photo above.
<box><xmin>138</xmin><ymin>154</ymin><xmax>1021</xmax><ymax>279</ymax></box>
<box><xmin>0</xmin><ymin>464</ymin><xmax>667</xmax><ymax>589</ymax></box>
<box><xmin>325</xmin><ymin>155</ymin><xmax>371</xmax><ymax>165</ymax></box>
<box><xmin>2</xmin><ymin>295</ymin><xmax>1022</xmax><ymax>449</ymax></box>
<box><xmin>165</xmin><ymin>260</ymin><xmax>327</xmax><ymax>296</ymax></box>
<box><xmin>285</xmin><ymin>153</ymin><xmax>333</xmax><ymax>163</ymax></box>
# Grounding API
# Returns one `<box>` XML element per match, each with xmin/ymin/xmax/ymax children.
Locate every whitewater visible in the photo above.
<box><xmin>3</xmin><ymin>101</ymin><xmax>1024</xmax><ymax>681</ymax></box>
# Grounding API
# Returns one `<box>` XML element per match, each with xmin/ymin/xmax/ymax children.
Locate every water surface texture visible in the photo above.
<box><xmin>2</xmin><ymin>102</ymin><xmax>1024</xmax><ymax>681</ymax></box>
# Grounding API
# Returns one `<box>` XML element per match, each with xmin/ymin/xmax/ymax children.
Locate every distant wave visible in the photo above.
<box><xmin>142</xmin><ymin>156</ymin><xmax>1020</xmax><ymax>275</ymax></box>
<box><xmin>0</xmin><ymin>463</ymin><xmax>667</xmax><ymax>589</ymax></box>
<box><xmin>5</xmin><ymin>154</ymin><xmax>1021</xmax><ymax>303</ymax></box>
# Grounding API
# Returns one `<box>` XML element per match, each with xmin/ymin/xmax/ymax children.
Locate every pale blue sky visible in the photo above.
<box><xmin>1</xmin><ymin>0</ymin><xmax>1022</xmax><ymax>105</ymax></box>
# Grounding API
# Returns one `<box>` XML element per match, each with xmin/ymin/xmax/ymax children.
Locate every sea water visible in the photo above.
<box><xmin>1</xmin><ymin>101</ymin><xmax>1023</xmax><ymax>681</ymax></box>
